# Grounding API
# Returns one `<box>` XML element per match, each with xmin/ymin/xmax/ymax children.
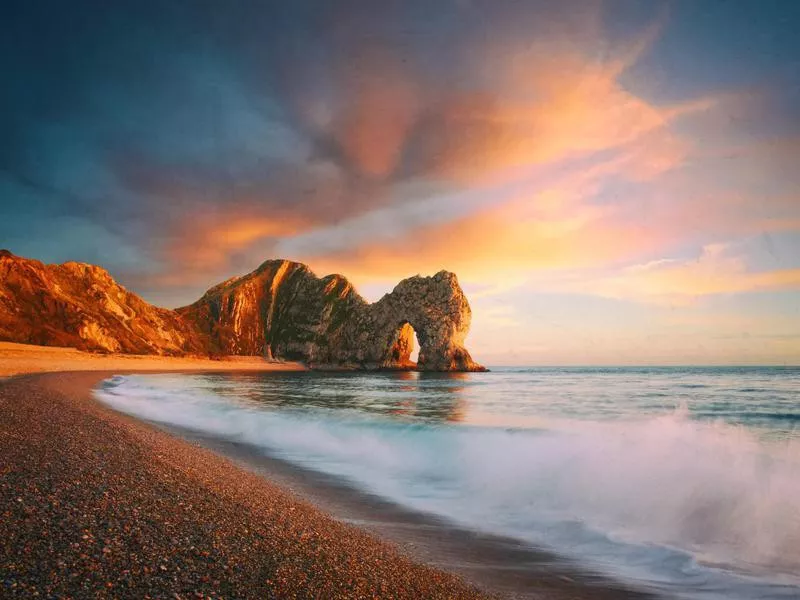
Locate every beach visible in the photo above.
<box><xmin>0</xmin><ymin>344</ymin><xmax>654</xmax><ymax>599</ymax></box>
<box><xmin>0</xmin><ymin>368</ymin><xmax>487</xmax><ymax>598</ymax></box>
<box><xmin>0</xmin><ymin>341</ymin><xmax>307</xmax><ymax>378</ymax></box>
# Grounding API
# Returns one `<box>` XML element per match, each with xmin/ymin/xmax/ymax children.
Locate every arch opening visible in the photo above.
<box><xmin>386</xmin><ymin>321</ymin><xmax>421</xmax><ymax>369</ymax></box>
<box><xmin>409</xmin><ymin>328</ymin><xmax>420</xmax><ymax>364</ymax></box>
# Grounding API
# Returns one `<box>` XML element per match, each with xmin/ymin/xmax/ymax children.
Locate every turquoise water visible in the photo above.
<box><xmin>95</xmin><ymin>367</ymin><xmax>800</xmax><ymax>599</ymax></box>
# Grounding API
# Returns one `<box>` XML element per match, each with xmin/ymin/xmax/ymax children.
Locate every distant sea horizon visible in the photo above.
<box><xmin>481</xmin><ymin>363</ymin><xmax>800</xmax><ymax>368</ymax></box>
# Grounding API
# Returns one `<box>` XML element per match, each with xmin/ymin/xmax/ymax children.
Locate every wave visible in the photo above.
<box><xmin>95</xmin><ymin>375</ymin><xmax>800</xmax><ymax>599</ymax></box>
<box><xmin>694</xmin><ymin>410</ymin><xmax>800</xmax><ymax>424</ymax></box>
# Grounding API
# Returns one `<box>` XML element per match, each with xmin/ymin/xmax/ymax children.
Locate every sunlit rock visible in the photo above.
<box><xmin>0</xmin><ymin>250</ymin><xmax>484</xmax><ymax>371</ymax></box>
<box><xmin>0</xmin><ymin>250</ymin><xmax>205</xmax><ymax>354</ymax></box>
<box><xmin>179</xmin><ymin>261</ymin><xmax>485</xmax><ymax>371</ymax></box>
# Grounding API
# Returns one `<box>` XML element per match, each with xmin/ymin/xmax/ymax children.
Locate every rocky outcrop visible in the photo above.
<box><xmin>178</xmin><ymin>260</ymin><xmax>484</xmax><ymax>371</ymax></box>
<box><xmin>362</xmin><ymin>270</ymin><xmax>482</xmax><ymax>371</ymax></box>
<box><xmin>177</xmin><ymin>260</ymin><xmax>367</xmax><ymax>360</ymax></box>
<box><xmin>0</xmin><ymin>250</ymin><xmax>484</xmax><ymax>371</ymax></box>
<box><xmin>0</xmin><ymin>250</ymin><xmax>205</xmax><ymax>354</ymax></box>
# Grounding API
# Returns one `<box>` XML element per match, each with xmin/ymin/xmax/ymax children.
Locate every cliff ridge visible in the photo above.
<box><xmin>0</xmin><ymin>250</ymin><xmax>205</xmax><ymax>354</ymax></box>
<box><xmin>0</xmin><ymin>251</ymin><xmax>484</xmax><ymax>371</ymax></box>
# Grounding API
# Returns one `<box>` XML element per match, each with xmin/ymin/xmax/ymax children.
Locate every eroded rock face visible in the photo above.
<box><xmin>0</xmin><ymin>250</ymin><xmax>484</xmax><ymax>370</ymax></box>
<box><xmin>0</xmin><ymin>250</ymin><xmax>205</xmax><ymax>354</ymax></box>
<box><xmin>179</xmin><ymin>260</ymin><xmax>484</xmax><ymax>371</ymax></box>
<box><xmin>177</xmin><ymin>260</ymin><xmax>368</xmax><ymax>360</ymax></box>
<box><xmin>365</xmin><ymin>271</ymin><xmax>483</xmax><ymax>371</ymax></box>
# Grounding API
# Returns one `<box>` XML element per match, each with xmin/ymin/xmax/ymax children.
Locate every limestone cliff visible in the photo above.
<box><xmin>0</xmin><ymin>250</ymin><xmax>205</xmax><ymax>354</ymax></box>
<box><xmin>178</xmin><ymin>260</ymin><xmax>484</xmax><ymax>371</ymax></box>
<box><xmin>0</xmin><ymin>250</ymin><xmax>484</xmax><ymax>371</ymax></box>
<box><xmin>176</xmin><ymin>260</ymin><xmax>366</xmax><ymax>360</ymax></box>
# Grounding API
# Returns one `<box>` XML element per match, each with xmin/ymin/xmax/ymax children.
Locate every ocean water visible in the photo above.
<box><xmin>94</xmin><ymin>367</ymin><xmax>800</xmax><ymax>599</ymax></box>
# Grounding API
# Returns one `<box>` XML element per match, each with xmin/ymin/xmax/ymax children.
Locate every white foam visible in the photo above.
<box><xmin>95</xmin><ymin>374</ymin><xmax>800</xmax><ymax>599</ymax></box>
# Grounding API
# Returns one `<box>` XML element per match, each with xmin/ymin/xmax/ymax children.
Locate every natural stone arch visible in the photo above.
<box><xmin>367</xmin><ymin>271</ymin><xmax>482</xmax><ymax>371</ymax></box>
<box><xmin>0</xmin><ymin>251</ymin><xmax>485</xmax><ymax>370</ymax></box>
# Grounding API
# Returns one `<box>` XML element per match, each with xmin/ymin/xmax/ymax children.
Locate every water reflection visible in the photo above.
<box><xmin>200</xmin><ymin>370</ymin><xmax>474</xmax><ymax>424</ymax></box>
<box><xmin>190</xmin><ymin>366</ymin><xmax>800</xmax><ymax>437</ymax></box>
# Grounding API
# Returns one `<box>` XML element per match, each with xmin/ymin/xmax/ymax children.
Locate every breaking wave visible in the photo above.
<box><xmin>95</xmin><ymin>373</ymin><xmax>800</xmax><ymax>599</ymax></box>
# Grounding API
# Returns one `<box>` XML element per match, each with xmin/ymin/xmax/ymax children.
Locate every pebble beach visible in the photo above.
<box><xmin>0</xmin><ymin>370</ymin><xmax>487</xmax><ymax>598</ymax></box>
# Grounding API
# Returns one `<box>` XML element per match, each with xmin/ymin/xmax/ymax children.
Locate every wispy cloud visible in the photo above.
<box><xmin>532</xmin><ymin>243</ymin><xmax>800</xmax><ymax>305</ymax></box>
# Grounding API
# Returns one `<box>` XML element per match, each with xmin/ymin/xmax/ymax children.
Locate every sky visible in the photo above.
<box><xmin>2</xmin><ymin>0</ymin><xmax>799</xmax><ymax>365</ymax></box>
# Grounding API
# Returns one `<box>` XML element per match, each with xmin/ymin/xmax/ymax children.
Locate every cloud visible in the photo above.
<box><xmin>164</xmin><ymin>213</ymin><xmax>306</xmax><ymax>276</ymax></box>
<box><xmin>293</xmin><ymin>180</ymin><xmax>645</xmax><ymax>287</ymax></box>
<box><xmin>308</xmin><ymin>43</ymin><xmax>423</xmax><ymax>181</ymax></box>
<box><xmin>403</xmin><ymin>52</ymin><xmax>710</xmax><ymax>185</ymax></box>
<box><xmin>115</xmin><ymin>3</ymin><xmax>708</xmax><ymax>292</ymax></box>
<box><xmin>537</xmin><ymin>243</ymin><xmax>800</xmax><ymax>305</ymax></box>
<box><xmin>4</xmin><ymin>0</ymin><xmax>797</xmax><ymax>319</ymax></box>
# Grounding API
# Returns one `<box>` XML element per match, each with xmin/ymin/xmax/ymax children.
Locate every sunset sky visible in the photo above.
<box><xmin>2</xmin><ymin>0</ymin><xmax>799</xmax><ymax>365</ymax></box>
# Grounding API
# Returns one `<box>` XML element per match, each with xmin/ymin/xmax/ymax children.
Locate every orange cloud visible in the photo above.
<box><xmin>300</xmin><ymin>186</ymin><xmax>658</xmax><ymax>288</ymax></box>
<box><xmin>172</xmin><ymin>213</ymin><xmax>305</xmax><ymax>265</ymax></box>
<box><xmin>329</xmin><ymin>46</ymin><xmax>421</xmax><ymax>180</ymax></box>
<box><xmin>285</xmin><ymin>28</ymin><xmax>424</xmax><ymax>182</ymax></box>
<box><xmin>295</xmin><ymin>157</ymin><xmax>799</xmax><ymax>298</ymax></box>
<box><xmin>537</xmin><ymin>244</ymin><xmax>800</xmax><ymax>305</ymax></box>
<box><xmin>413</xmin><ymin>7</ymin><xmax>712</xmax><ymax>184</ymax></box>
<box><xmin>139</xmin><ymin>207</ymin><xmax>310</xmax><ymax>289</ymax></box>
<box><xmin>129</xmin><ymin>5</ymin><xmax>797</xmax><ymax>314</ymax></box>
<box><xmin>280</xmin><ymin>3</ymin><xmax>708</xmax><ymax>190</ymax></box>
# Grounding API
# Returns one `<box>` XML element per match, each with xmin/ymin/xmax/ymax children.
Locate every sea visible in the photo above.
<box><xmin>94</xmin><ymin>366</ymin><xmax>800</xmax><ymax>599</ymax></box>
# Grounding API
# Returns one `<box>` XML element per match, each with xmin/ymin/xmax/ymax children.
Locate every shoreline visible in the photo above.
<box><xmin>1</xmin><ymin>370</ymin><xmax>485</xmax><ymax>598</ymax></box>
<box><xmin>163</xmin><ymin>423</ymin><xmax>655</xmax><ymax>600</ymax></box>
<box><xmin>1</xmin><ymin>364</ymin><xmax>652</xmax><ymax>599</ymax></box>
<box><xmin>0</xmin><ymin>341</ymin><xmax>307</xmax><ymax>377</ymax></box>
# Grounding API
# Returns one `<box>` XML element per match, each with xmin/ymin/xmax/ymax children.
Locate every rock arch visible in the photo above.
<box><xmin>0</xmin><ymin>252</ymin><xmax>485</xmax><ymax>371</ymax></box>
<box><xmin>180</xmin><ymin>260</ymin><xmax>485</xmax><ymax>371</ymax></box>
<box><xmin>366</xmin><ymin>271</ymin><xmax>483</xmax><ymax>371</ymax></box>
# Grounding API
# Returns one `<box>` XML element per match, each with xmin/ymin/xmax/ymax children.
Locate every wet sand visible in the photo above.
<box><xmin>0</xmin><ymin>360</ymin><xmax>658</xmax><ymax>598</ymax></box>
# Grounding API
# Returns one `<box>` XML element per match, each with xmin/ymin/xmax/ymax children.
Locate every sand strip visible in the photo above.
<box><xmin>0</xmin><ymin>341</ymin><xmax>307</xmax><ymax>377</ymax></box>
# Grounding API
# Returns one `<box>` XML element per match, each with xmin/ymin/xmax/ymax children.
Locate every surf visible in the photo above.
<box><xmin>95</xmin><ymin>371</ymin><xmax>800</xmax><ymax>599</ymax></box>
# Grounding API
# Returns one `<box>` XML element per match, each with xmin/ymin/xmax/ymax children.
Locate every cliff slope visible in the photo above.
<box><xmin>0</xmin><ymin>250</ymin><xmax>205</xmax><ymax>354</ymax></box>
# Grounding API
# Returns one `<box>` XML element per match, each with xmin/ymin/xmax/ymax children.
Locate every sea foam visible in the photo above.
<box><xmin>95</xmin><ymin>373</ymin><xmax>800</xmax><ymax>599</ymax></box>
